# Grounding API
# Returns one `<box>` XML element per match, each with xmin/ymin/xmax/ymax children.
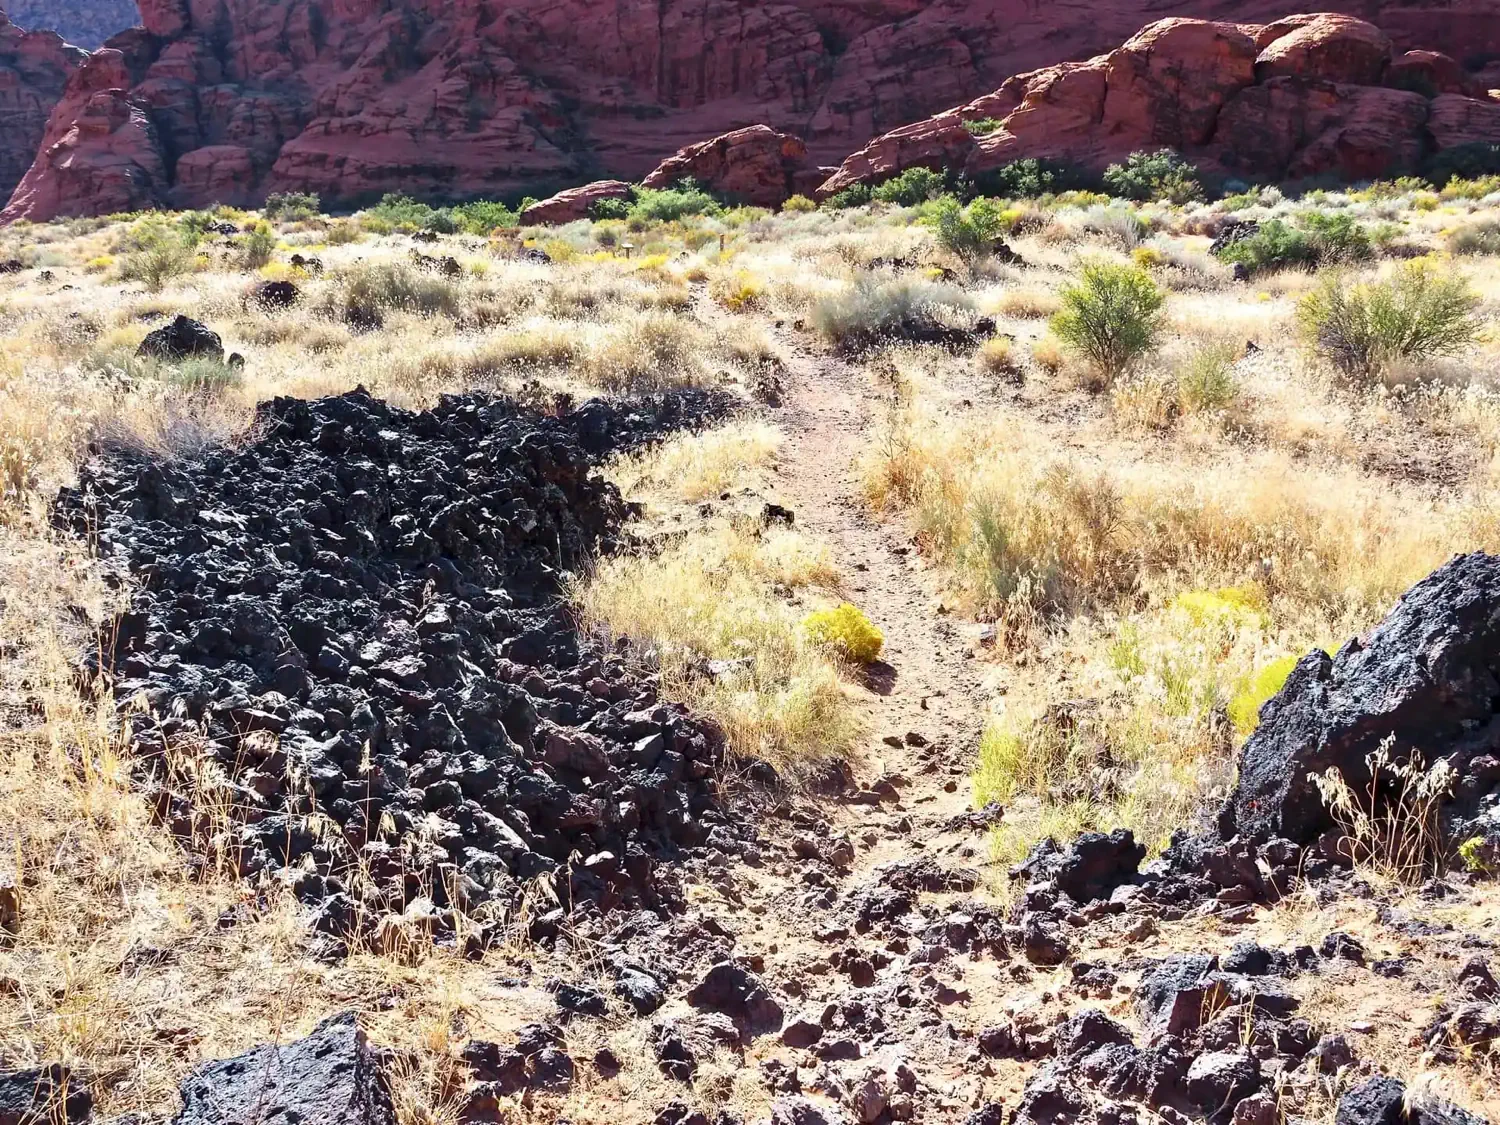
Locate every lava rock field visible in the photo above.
<box><xmin>56</xmin><ymin>387</ymin><xmax>742</xmax><ymax>950</ymax></box>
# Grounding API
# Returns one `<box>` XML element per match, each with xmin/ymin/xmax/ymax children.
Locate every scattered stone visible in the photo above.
<box><xmin>1185</xmin><ymin>1050</ymin><xmax>1261</xmax><ymax>1110</ymax></box>
<box><xmin>1320</xmin><ymin>931</ymin><xmax>1367</xmax><ymax>965</ymax></box>
<box><xmin>1335</xmin><ymin>1075</ymin><xmax>1406</xmax><ymax>1125</ymax></box>
<box><xmin>687</xmin><ymin>962</ymin><xmax>783</xmax><ymax>1038</ymax></box>
<box><xmin>250</xmin><ymin>280</ymin><xmax>300</xmax><ymax>310</ymax></box>
<box><xmin>770</xmin><ymin>1096</ymin><xmax>832</xmax><ymax>1125</ymax></box>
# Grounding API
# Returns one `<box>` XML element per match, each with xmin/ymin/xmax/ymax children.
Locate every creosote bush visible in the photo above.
<box><xmin>1050</xmin><ymin>261</ymin><xmax>1165</xmax><ymax>385</ymax></box>
<box><xmin>1103</xmin><ymin>149</ymin><xmax>1203</xmax><ymax>203</ymax></box>
<box><xmin>926</xmin><ymin>197</ymin><xmax>1007</xmax><ymax>264</ymax></box>
<box><xmin>1297</xmin><ymin>262</ymin><xmax>1481</xmax><ymax>380</ymax></box>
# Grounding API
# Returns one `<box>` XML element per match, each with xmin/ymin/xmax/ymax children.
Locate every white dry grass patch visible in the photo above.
<box><xmin>610</xmin><ymin>420</ymin><xmax>783</xmax><ymax>504</ymax></box>
<box><xmin>574</xmin><ymin>523</ymin><xmax>859</xmax><ymax>774</ymax></box>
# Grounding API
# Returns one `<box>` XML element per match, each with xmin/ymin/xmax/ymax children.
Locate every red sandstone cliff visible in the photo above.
<box><xmin>4</xmin><ymin>1</ymin><xmax>1499</xmax><ymax>222</ymax></box>
<box><xmin>0</xmin><ymin>11</ymin><xmax>86</xmax><ymax>205</ymax></box>
<box><xmin>818</xmin><ymin>12</ymin><xmax>1500</xmax><ymax>197</ymax></box>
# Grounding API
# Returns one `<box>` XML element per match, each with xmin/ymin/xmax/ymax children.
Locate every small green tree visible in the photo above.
<box><xmin>239</xmin><ymin>221</ymin><xmax>276</xmax><ymax>270</ymax></box>
<box><xmin>263</xmin><ymin>191</ymin><xmax>321</xmax><ymax>221</ymax></box>
<box><xmin>1103</xmin><ymin>149</ymin><xmax>1203</xmax><ymax>203</ymax></box>
<box><xmin>1050</xmin><ymin>260</ymin><xmax>1166</xmax><ymax>383</ymax></box>
<box><xmin>871</xmin><ymin>167</ymin><xmax>946</xmax><ymax>206</ymax></box>
<box><xmin>927</xmin><ymin>196</ymin><xmax>1007</xmax><ymax>264</ymax></box>
<box><xmin>119</xmin><ymin>220</ymin><xmax>199</xmax><ymax>292</ymax></box>
<box><xmin>1297</xmin><ymin>262</ymin><xmax>1481</xmax><ymax>380</ymax></box>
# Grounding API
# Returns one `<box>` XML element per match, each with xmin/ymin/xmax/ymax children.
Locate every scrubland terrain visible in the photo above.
<box><xmin>3</xmin><ymin>167</ymin><xmax>1500</xmax><ymax>1125</ymax></box>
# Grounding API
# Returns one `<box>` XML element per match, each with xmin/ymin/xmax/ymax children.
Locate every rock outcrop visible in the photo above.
<box><xmin>643</xmin><ymin>125</ymin><xmax>819</xmax><ymax>208</ymax></box>
<box><xmin>0</xmin><ymin>12</ymin><xmax>85</xmax><ymax>204</ymax></box>
<box><xmin>1220</xmin><ymin>551</ymin><xmax>1500</xmax><ymax>854</ymax></box>
<box><xmin>818</xmin><ymin>13</ymin><xmax>1500</xmax><ymax>196</ymax></box>
<box><xmin>4</xmin><ymin>1</ymin><xmax>1495</xmax><ymax>222</ymax></box>
<box><xmin>6</xmin><ymin>1</ymin><xmax>140</xmax><ymax>50</ymax></box>
<box><xmin>521</xmin><ymin>180</ymin><xmax>633</xmax><ymax>227</ymax></box>
<box><xmin>172</xmin><ymin>1012</ymin><xmax>394</xmax><ymax>1125</ymax></box>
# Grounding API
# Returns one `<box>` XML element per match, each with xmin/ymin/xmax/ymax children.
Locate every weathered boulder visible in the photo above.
<box><xmin>138</xmin><ymin>316</ymin><xmax>224</xmax><ymax>363</ymax></box>
<box><xmin>643</xmin><ymin>125</ymin><xmax>813</xmax><ymax>207</ymax></box>
<box><xmin>172</xmin><ymin>1012</ymin><xmax>394</xmax><ymax>1125</ymax></box>
<box><xmin>1388</xmin><ymin>50</ymin><xmax>1481</xmax><ymax>97</ymax></box>
<box><xmin>1220</xmin><ymin>552</ymin><xmax>1500</xmax><ymax>852</ymax></box>
<box><xmin>686</xmin><ymin>962</ymin><xmax>783</xmax><ymax>1039</ymax></box>
<box><xmin>1255</xmin><ymin>14</ymin><xmax>1394</xmax><ymax>86</ymax></box>
<box><xmin>521</xmin><ymin>180</ymin><xmax>633</xmax><ymax>227</ymax></box>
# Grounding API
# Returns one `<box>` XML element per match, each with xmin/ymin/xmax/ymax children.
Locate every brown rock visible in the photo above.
<box><xmin>520</xmin><ymin>180</ymin><xmax>634</xmax><ymax>227</ymax></box>
<box><xmin>643</xmin><ymin>125</ymin><xmax>811</xmax><ymax>208</ymax></box>
<box><xmin>1428</xmin><ymin>93</ymin><xmax>1500</xmax><ymax>153</ymax></box>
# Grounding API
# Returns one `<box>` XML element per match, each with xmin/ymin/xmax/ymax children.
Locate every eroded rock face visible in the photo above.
<box><xmin>643</xmin><ymin>125</ymin><xmax>816</xmax><ymax>207</ymax></box>
<box><xmin>0</xmin><ymin>13</ymin><xmax>86</xmax><ymax>203</ymax></box>
<box><xmin>817</xmin><ymin>11</ymin><xmax>1499</xmax><ymax>196</ymax></box>
<box><xmin>4</xmin><ymin>1</ymin><xmax>1494</xmax><ymax>221</ymax></box>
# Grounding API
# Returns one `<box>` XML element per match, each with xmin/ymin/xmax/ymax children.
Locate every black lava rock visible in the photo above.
<box><xmin>1336</xmin><ymin>1076</ymin><xmax>1407</xmax><ymax>1125</ymax></box>
<box><xmin>686</xmin><ymin>962</ymin><xmax>783</xmax><ymax>1038</ymax></box>
<box><xmin>1219</xmin><ymin>552</ymin><xmax>1500</xmax><ymax>851</ymax></box>
<box><xmin>138</xmin><ymin>316</ymin><xmax>224</xmax><ymax>363</ymax></box>
<box><xmin>172</xmin><ymin>1012</ymin><xmax>393</xmax><ymax>1125</ymax></box>
<box><xmin>56</xmin><ymin>388</ymin><xmax>736</xmax><ymax>945</ymax></box>
<box><xmin>0</xmin><ymin>1065</ymin><xmax>91</xmax><ymax>1125</ymax></box>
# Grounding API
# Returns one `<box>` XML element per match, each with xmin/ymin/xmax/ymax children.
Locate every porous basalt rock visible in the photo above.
<box><xmin>57</xmin><ymin>387</ymin><xmax>744</xmax><ymax>948</ymax></box>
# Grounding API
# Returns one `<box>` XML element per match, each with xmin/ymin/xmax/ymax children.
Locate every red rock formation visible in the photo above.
<box><xmin>819</xmin><ymin>12</ymin><xmax>1500</xmax><ymax>196</ymax></box>
<box><xmin>643</xmin><ymin>126</ymin><xmax>818</xmax><ymax>207</ymax></box>
<box><xmin>0</xmin><ymin>12</ymin><xmax>86</xmax><ymax>203</ymax></box>
<box><xmin>520</xmin><ymin>180</ymin><xmax>633</xmax><ymax>226</ymax></box>
<box><xmin>4</xmin><ymin>1</ymin><xmax>1497</xmax><ymax>222</ymax></box>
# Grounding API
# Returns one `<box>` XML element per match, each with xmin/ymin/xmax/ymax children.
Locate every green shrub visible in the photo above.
<box><xmin>160</xmin><ymin>356</ymin><xmax>242</xmax><ymax>393</ymax></box>
<box><xmin>629</xmin><ymin>179</ymin><xmax>723</xmax><ymax>223</ymax></box>
<box><xmin>1213</xmin><ymin>219</ymin><xmax>1316</xmax><ymax>274</ymax></box>
<box><xmin>802</xmin><ymin>603</ymin><xmax>885</xmax><ymax>664</ymax></box>
<box><xmin>239</xmin><ymin>221</ymin><xmax>276</xmax><ymax>270</ymax></box>
<box><xmin>590</xmin><ymin>197</ymin><xmax>631</xmax><ymax>221</ymax></box>
<box><xmin>926</xmin><ymin>196</ymin><xmax>1007</xmax><ymax>263</ymax></box>
<box><xmin>1297</xmin><ymin>262</ymin><xmax>1482</xmax><ymax>380</ymax></box>
<box><xmin>822</xmin><ymin>183</ymin><xmax>872</xmax><ymax>210</ymax></box>
<box><xmin>1424</xmin><ymin>142</ymin><xmax>1500</xmax><ymax>187</ymax></box>
<box><xmin>871</xmin><ymin>166</ymin><xmax>947</xmax><ymax>206</ymax></box>
<box><xmin>1300</xmin><ymin>211</ymin><xmax>1372</xmax><ymax>262</ymax></box>
<box><xmin>1103</xmin><ymin>149</ymin><xmax>1203</xmax><ymax>203</ymax></box>
<box><xmin>1447</xmin><ymin>219</ymin><xmax>1500</xmax><ymax>256</ymax></box>
<box><xmin>118</xmin><ymin>219</ymin><xmax>199</xmax><ymax>291</ymax></box>
<box><xmin>1228</xmin><ymin>654</ymin><xmax>1299</xmax><ymax>734</ymax></box>
<box><xmin>781</xmin><ymin>194</ymin><xmax>817</xmax><ymax>213</ymax></box>
<box><xmin>964</xmin><ymin>118</ymin><xmax>1004</xmax><ymax>138</ymax></box>
<box><xmin>263</xmin><ymin>191</ymin><xmax>321</xmax><ymax>221</ymax></box>
<box><xmin>1175</xmin><ymin>341</ymin><xmax>1240</xmax><ymax>415</ymax></box>
<box><xmin>1050</xmin><ymin>261</ymin><xmax>1166</xmax><ymax>383</ymax></box>
<box><xmin>452</xmin><ymin>200</ymin><xmax>519</xmax><ymax>232</ymax></box>
<box><xmin>340</xmin><ymin>261</ymin><xmax>464</xmax><ymax>320</ymax></box>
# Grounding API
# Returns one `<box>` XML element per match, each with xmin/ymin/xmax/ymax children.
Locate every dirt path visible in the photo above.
<box><xmin>767</xmin><ymin>337</ymin><xmax>992</xmax><ymax>873</ymax></box>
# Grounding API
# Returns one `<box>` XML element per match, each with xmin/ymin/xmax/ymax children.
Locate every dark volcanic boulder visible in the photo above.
<box><xmin>137</xmin><ymin>315</ymin><xmax>224</xmax><ymax>363</ymax></box>
<box><xmin>172</xmin><ymin>1012</ymin><xmax>394</xmax><ymax>1125</ymax></box>
<box><xmin>0</xmin><ymin>1065</ymin><xmax>91</xmax><ymax>1125</ymax></box>
<box><xmin>1219</xmin><ymin>552</ymin><xmax>1500</xmax><ymax>849</ymax></box>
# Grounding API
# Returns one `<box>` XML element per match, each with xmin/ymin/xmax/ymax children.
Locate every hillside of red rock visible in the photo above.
<box><xmin>3</xmin><ymin>0</ymin><xmax>1499</xmax><ymax>221</ymax></box>
<box><xmin>818</xmin><ymin>11</ymin><xmax>1500</xmax><ymax>197</ymax></box>
<box><xmin>5</xmin><ymin>0</ymin><xmax>140</xmax><ymax>50</ymax></box>
<box><xmin>0</xmin><ymin>13</ymin><xmax>85</xmax><ymax>205</ymax></box>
